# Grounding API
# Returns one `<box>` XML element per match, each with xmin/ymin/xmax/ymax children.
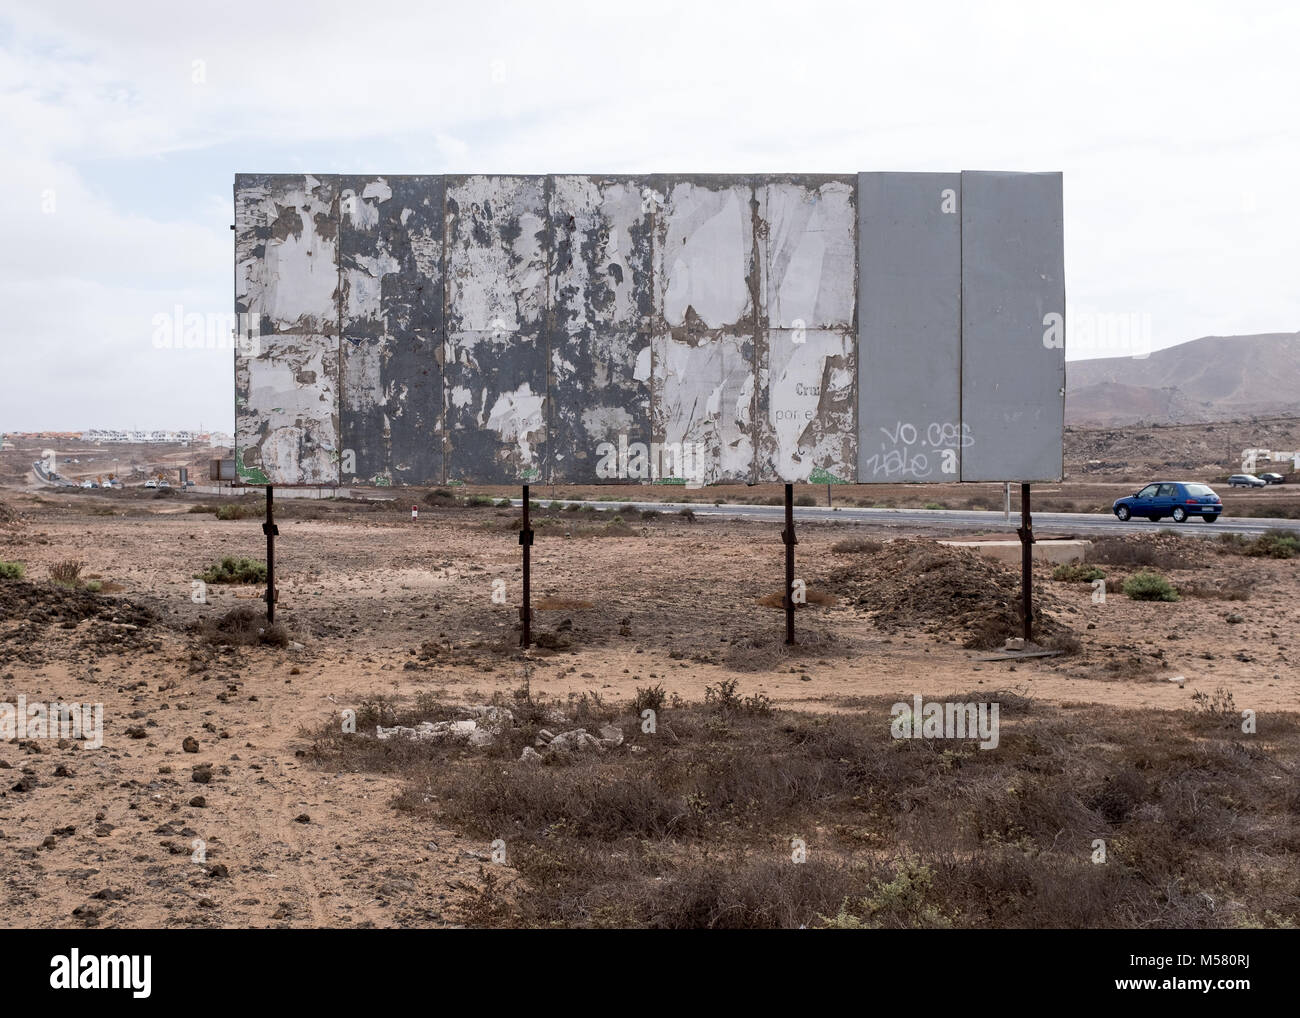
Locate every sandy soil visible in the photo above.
<box><xmin>0</xmin><ymin>489</ymin><xmax>1295</xmax><ymax>927</ymax></box>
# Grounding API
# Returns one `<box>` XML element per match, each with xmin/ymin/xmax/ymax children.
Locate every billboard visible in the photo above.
<box><xmin>235</xmin><ymin>172</ymin><xmax>1064</xmax><ymax>486</ymax></box>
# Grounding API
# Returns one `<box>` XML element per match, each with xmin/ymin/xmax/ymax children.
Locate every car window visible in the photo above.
<box><xmin>1185</xmin><ymin>484</ymin><xmax>1215</xmax><ymax>496</ymax></box>
<box><xmin>1157</xmin><ymin>484</ymin><xmax>1176</xmax><ymax>496</ymax></box>
<box><xmin>1137</xmin><ymin>484</ymin><xmax>1158</xmax><ymax>498</ymax></box>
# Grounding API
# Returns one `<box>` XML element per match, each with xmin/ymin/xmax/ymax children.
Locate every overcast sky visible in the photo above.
<box><xmin>2</xmin><ymin>0</ymin><xmax>1296</xmax><ymax>432</ymax></box>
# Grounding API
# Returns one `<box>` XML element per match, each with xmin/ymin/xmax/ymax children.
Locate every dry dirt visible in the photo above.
<box><xmin>0</xmin><ymin>486</ymin><xmax>1296</xmax><ymax>928</ymax></box>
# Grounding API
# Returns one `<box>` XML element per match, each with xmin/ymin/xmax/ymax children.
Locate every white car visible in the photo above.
<box><xmin>144</xmin><ymin>479</ymin><xmax>158</xmax><ymax>489</ymax></box>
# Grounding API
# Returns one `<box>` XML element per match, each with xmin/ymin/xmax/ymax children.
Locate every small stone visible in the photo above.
<box><xmin>183</xmin><ymin>736</ymin><xmax>200</xmax><ymax>753</ymax></box>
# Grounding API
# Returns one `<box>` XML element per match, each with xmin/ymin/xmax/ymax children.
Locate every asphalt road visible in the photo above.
<box><xmin>511</xmin><ymin>498</ymin><xmax>1294</xmax><ymax>538</ymax></box>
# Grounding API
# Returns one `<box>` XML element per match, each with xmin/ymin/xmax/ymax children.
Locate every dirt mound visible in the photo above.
<box><xmin>0</xmin><ymin>579</ymin><xmax>159</xmax><ymax>664</ymax></box>
<box><xmin>831</xmin><ymin>538</ymin><xmax>1070</xmax><ymax>650</ymax></box>
<box><xmin>0</xmin><ymin>498</ymin><xmax>20</xmax><ymax>530</ymax></box>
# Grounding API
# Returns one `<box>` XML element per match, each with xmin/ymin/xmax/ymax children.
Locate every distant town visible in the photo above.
<box><xmin>1</xmin><ymin>429</ymin><xmax>233</xmax><ymax>447</ymax></box>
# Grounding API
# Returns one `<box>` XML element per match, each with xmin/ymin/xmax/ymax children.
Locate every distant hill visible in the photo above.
<box><xmin>1066</xmin><ymin>332</ymin><xmax>1300</xmax><ymax>425</ymax></box>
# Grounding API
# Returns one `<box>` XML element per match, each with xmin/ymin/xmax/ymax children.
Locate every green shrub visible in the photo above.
<box><xmin>1245</xmin><ymin>529</ymin><xmax>1298</xmax><ymax>559</ymax></box>
<box><xmin>197</xmin><ymin>556</ymin><xmax>268</xmax><ymax>584</ymax></box>
<box><xmin>0</xmin><ymin>561</ymin><xmax>25</xmax><ymax>580</ymax></box>
<box><xmin>1122</xmin><ymin>571</ymin><xmax>1179</xmax><ymax>602</ymax></box>
<box><xmin>215</xmin><ymin>503</ymin><xmax>255</xmax><ymax>520</ymax></box>
<box><xmin>1052</xmin><ymin>563</ymin><xmax>1105</xmax><ymax>583</ymax></box>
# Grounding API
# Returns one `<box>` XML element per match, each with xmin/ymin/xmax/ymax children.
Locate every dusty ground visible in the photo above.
<box><xmin>0</xmin><ymin>486</ymin><xmax>1295</xmax><ymax>928</ymax></box>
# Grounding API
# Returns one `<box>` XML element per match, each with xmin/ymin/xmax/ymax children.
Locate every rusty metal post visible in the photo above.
<box><xmin>519</xmin><ymin>485</ymin><xmax>533</xmax><ymax>648</ymax></box>
<box><xmin>782</xmin><ymin>483</ymin><xmax>797</xmax><ymax>645</ymax></box>
<box><xmin>1018</xmin><ymin>482</ymin><xmax>1033</xmax><ymax>643</ymax></box>
<box><xmin>263</xmin><ymin>484</ymin><xmax>278</xmax><ymax>624</ymax></box>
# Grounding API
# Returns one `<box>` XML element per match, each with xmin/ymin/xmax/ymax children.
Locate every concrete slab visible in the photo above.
<box><xmin>939</xmin><ymin>539</ymin><xmax>1090</xmax><ymax>566</ymax></box>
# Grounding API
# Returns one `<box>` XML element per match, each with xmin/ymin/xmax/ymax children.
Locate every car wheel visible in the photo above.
<box><xmin>1202</xmin><ymin>514</ymin><xmax>1218</xmax><ymax>523</ymax></box>
<box><xmin>1116</xmin><ymin>506</ymin><xmax>1130</xmax><ymax>521</ymax></box>
<box><xmin>1172</xmin><ymin>507</ymin><xmax>1187</xmax><ymax>523</ymax></box>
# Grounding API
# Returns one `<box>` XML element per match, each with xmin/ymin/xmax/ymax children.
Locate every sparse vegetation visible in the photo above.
<box><xmin>1121</xmin><ymin>570</ymin><xmax>1179</xmax><ymax>602</ymax></box>
<box><xmin>195</xmin><ymin>606</ymin><xmax>288</xmax><ymax>647</ymax></box>
<box><xmin>0</xmin><ymin>561</ymin><xmax>25</xmax><ymax>580</ymax></box>
<box><xmin>197</xmin><ymin>556</ymin><xmax>268</xmax><ymax>584</ymax></box>
<box><xmin>215</xmin><ymin>502</ymin><xmax>260</xmax><ymax>520</ymax></box>
<box><xmin>49</xmin><ymin>559</ymin><xmax>84</xmax><ymax>587</ymax></box>
<box><xmin>308</xmin><ymin>694</ymin><xmax>1300</xmax><ymax>928</ymax></box>
<box><xmin>1052</xmin><ymin>563</ymin><xmax>1105</xmax><ymax>583</ymax></box>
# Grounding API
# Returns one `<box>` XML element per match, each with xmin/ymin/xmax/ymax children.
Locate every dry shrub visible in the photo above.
<box><xmin>49</xmin><ymin>560</ymin><xmax>84</xmax><ymax>587</ymax></box>
<box><xmin>1086</xmin><ymin>535</ymin><xmax>1203</xmax><ymax>570</ymax></box>
<box><xmin>195</xmin><ymin>606</ymin><xmax>288</xmax><ymax>647</ymax></box>
<box><xmin>304</xmin><ymin>690</ymin><xmax>1300</xmax><ymax>928</ymax></box>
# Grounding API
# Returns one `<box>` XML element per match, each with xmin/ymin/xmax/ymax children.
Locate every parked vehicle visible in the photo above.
<box><xmin>144</xmin><ymin>479</ymin><xmax>158</xmax><ymax>489</ymax></box>
<box><xmin>1113</xmin><ymin>481</ymin><xmax>1222</xmax><ymax>523</ymax></box>
<box><xmin>1259</xmin><ymin>472</ymin><xmax>1285</xmax><ymax>484</ymax></box>
<box><xmin>1227</xmin><ymin>474</ymin><xmax>1267</xmax><ymax>488</ymax></box>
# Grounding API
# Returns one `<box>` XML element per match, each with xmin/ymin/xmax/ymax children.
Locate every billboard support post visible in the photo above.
<box><xmin>519</xmin><ymin>485</ymin><xmax>534</xmax><ymax>648</ymax></box>
<box><xmin>1018</xmin><ymin>483</ymin><xmax>1033</xmax><ymax>643</ymax></box>
<box><xmin>782</xmin><ymin>483</ymin><xmax>797</xmax><ymax>645</ymax></box>
<box><xmin>263</xmin><ymin>485</ymin><xmax>278</xmax><ymax>624</ymax></box>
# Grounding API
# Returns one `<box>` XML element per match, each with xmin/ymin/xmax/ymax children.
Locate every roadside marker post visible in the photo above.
<box><xmin>782</xmin><ymin>483</ymin><xmax>797</xmax><ymax>646</ymax></box>
<box><xmin>519</xmin><ymin>485</ymin><xmax>534</xmax><ymax>648</ymax></box>
<box><xmin>263</xmin><ymin>485</ymin><xmax>278</xmax><ymax>624</ymax></box>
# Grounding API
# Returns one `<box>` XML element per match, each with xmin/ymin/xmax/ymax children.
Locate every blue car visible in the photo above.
<box><xmin>1113</xmin><ymin>481</ymin><xmax>1222</xmax><ymax>523</ymax></box>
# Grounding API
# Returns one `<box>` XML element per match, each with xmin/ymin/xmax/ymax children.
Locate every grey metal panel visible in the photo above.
<box><xmin>857</xmin><ymin>172</ymin><xmax>962</xmax><ymax>484</ymax></box>
<box><xmin>443</xmin><ymin>175</ymin><xmax>549</xmax><ymax>483</ymax></box>
<box><xmin>651</xmin><ymin>177</ymin><xmax>757</xmax><ymax>484</ymax></box>
<box><xmin>959</xmin><ymin>171</ymin><xmax>1065</xmax><ymax>482</ymax></box>
<box><xmin>755</xmin><ymin>177</ymin><xmax>856</xmax><ymax>482</ymax></box>
<box><xmin>547</xmin><ymin>176</ymin><xmax>654</xmax><ymax>482</ymax></box>
<box><xmin>234</xmin><ymin>173</ymin><xmax>341</xmax><ymax>485</ymax></box>
<box><xmin>338</xmin><ymin>175</ymin><xmax>445</xmax><ymax>486</ymax></box>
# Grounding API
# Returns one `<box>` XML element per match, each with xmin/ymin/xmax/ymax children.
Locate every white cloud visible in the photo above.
<box><xmin>1</xmin><ymin>0</ymin><xmax>1297</xmax><ymax>429</ymax></box>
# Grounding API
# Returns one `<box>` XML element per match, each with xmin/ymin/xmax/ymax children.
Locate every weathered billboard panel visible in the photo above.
<box><xmin>234</xmin><ymin>174</ymin><xmax>341</xmax><ymax>485</ymax></box>
<box><xmin>856</xmin><ymin>172</ymin><xmax>963</xmax><ymax>483</ymax></box>
<box><xmin>959</xmin><ymin>171</ymin><xmax>1066</xmax><ymax>482</ymax></box>
<box><xmin>234</xmin><ymin>171</ymin><xmax>1065</xmax><ymax>487</ymax></box>
<box><xmin>338</xmin><ymin>175</ymin><xmax>445</xmax><ymax>486</ymax></box>
<box><xmin>755</xmin><ymin>178</ymin><xmax>856</xmax><ymax>483</ymax></box>
<box><xmin>443</xmin><ymin>175</ymin><xmax>549</xmax><ymax>484</ymax></box>
<box><xmin>651</xmin><ymin>178</ymin><xmax>757</xmax><ymax>484</ymax></box>
<box><xmin>548</xmin><ymin>176</ymin><xmax>654</xmax><ymax>483</ymax></box>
